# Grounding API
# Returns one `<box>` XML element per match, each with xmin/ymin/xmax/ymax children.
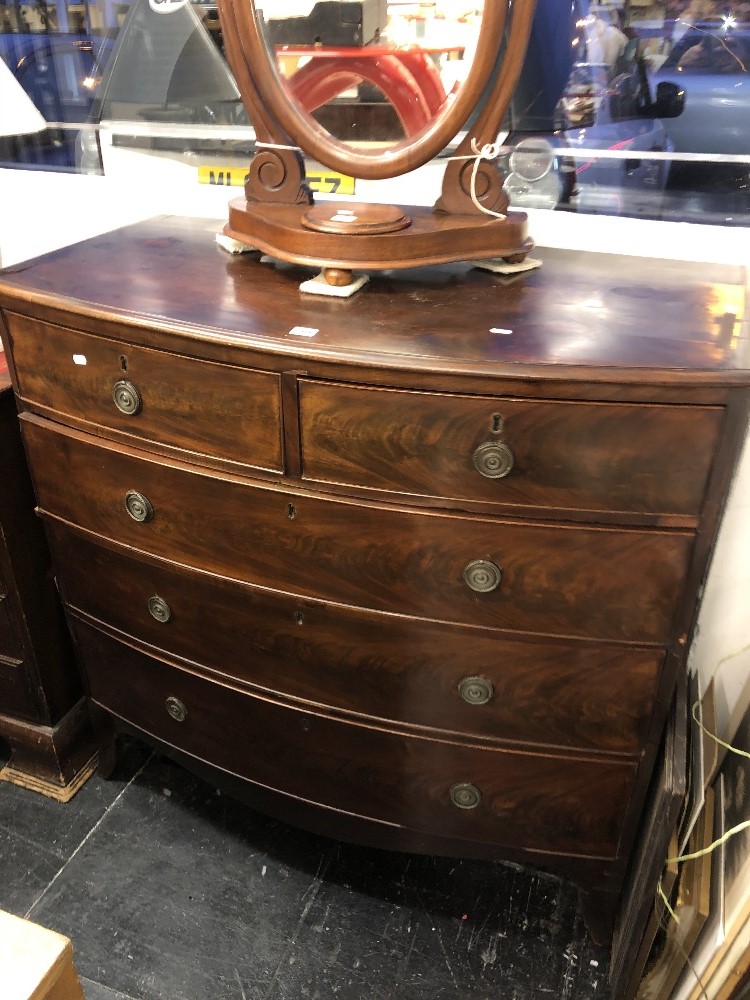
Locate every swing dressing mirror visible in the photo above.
<box><xmin>216</xmin><ymin>0</ymin><xmax>537</xmax><ymax>285</ymax></box>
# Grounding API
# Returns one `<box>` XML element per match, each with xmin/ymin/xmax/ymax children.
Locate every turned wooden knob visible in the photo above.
<box><xmin>323</xmin><ymin>268</ymin><xmax>354</xmax><ymax>287</ymax></box>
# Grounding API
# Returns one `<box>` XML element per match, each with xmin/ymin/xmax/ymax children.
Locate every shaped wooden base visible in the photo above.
<box><xmin>225</xmin><ymin>198</ymin><xmax>533</xmax><ymax>275</ymax></box>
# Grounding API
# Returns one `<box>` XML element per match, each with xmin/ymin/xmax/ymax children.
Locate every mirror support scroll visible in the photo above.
<box><xmin>216</xmin><ymin>0</ymin><xmax>538</xmax><ymax>284</ymax></box>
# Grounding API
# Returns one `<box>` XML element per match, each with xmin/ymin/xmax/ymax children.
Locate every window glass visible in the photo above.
<box><xmin>0</xmin><ymin>0</ymin><xmax>748</xmax><ymax>226</ymax></box>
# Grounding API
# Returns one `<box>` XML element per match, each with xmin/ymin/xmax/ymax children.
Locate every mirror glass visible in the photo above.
<box><xmin>254</xmin><ymin>1</ymin><xmax>484</xmax><ymax>147</ymax></box>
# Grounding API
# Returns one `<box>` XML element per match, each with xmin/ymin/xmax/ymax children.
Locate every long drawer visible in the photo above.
<box><xmin>24</xmin><ymin>416</ymin><xmax>694</xmax><ymax>642</ymax></box>
<box><xmin>73</xmin><ymin>618</ymin><xmax>637</xmax><ymax>860</ymax></box>
<box><xmin>4</xmin><ymin>313</ymin><xmax>283</xmax><ymax>473</ymax></box>
<box><xmin>49</xmin><ymin>524</ymin><xmax>662</xmax><ymax>755</ymax></box>
<box><xmin>299</xmin><ymin>379</ymin><xmax>723</xmax><ymax>517</ymax></box>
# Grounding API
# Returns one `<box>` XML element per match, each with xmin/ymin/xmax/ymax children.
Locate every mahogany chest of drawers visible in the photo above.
<box><xmin>0</xmin><ymin>217</ymin><xmax>748</xmax><ymax>942</ymax></box>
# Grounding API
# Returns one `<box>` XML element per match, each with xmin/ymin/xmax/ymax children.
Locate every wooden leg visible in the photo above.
<box><xmin>95</xmin><ymin>738</ymin><xmax>119</xmax><ymax>780</ymax></box>
<box><xmin>580</xmin><ymin>888</ymin><xmax>619</xmax><ymax>946</ymax></box>
<box><xmin>89</xmin><ymin>704</ymin><xmax>119</xmax><ymax>779</ymax></box>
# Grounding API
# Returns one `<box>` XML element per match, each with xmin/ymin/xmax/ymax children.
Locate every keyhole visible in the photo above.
<box><xmin>120</xmin><ymin>355</ymin><xmax>128</xmax><ymax>372</ymax></box>
<box><xmin>294</xmin><ymin>611</ymin><xmax>304</xmax><ymax>626</ymax></box>
<box><xmin>287</xmin><ymin>503</ymin><xmax>296</xmax><ymax>520</ymax></box>
<box><xmin>491</xmin><ymin>413</ymin><xmax>504</xmax><ymax>434</ymax></box>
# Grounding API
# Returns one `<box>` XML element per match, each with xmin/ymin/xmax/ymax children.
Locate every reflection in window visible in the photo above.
<box><xmin>0</xmin><ymin>0</ymin><xmax>747</xmax><ymax>226</ymax></box>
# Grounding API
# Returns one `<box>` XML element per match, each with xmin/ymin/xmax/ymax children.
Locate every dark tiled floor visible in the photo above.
<box><xmin>0</xmin><ymin>739</ymin><xmax>611</xmax><ymax>999</ymax></box>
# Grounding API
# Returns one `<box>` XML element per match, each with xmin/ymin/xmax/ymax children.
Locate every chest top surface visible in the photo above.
<box><xmin>0</xmin><ymin>215</ymin><xmax>748</xmax><ymax>387</ymax></box>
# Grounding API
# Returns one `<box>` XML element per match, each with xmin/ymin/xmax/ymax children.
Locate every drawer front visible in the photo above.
<box><xmin>50</xmin><ymin>525</ymin><xmax>662</xmax><ymax>756</ymax></box>
<box><xmin>299</xmin><ymin>380</ymin><xmax>723</xmax><ymax>517</ymax></box>
<box><xmin>75</xmin><ymin>620</ymin><xmax>637</xmax><ymax>860</ymax></box>
<box><xmin>24</xmin><ymin>417</ymin><xmax>694</xmax><ymax>643</ymax></box>
<box><xmin>5</xmin><ymin>313</ymin><xmax>283</xmax><ymax>472</ymax></box>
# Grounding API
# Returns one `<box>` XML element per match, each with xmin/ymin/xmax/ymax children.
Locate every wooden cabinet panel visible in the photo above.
<box><xmin>25</xmin><ymin>416</ymin><xmax>693</xmax><ymax>643</ymax></box>
<box><xmin>75</xmin><ymin>618</ymin><xmax>637</xmax><ymax>860</ymax></box>
<box><xmin>4</xmin><ymin>314</ymin><xmax>283</xmax><ymax>473</ymax></box>
<box><xmin>0</xmin><ymin>656</ymin><xmax>34</xmax><ymax>720</ymax></box>
<box><xmin>300</xmin><ymin>380</ymin><xmax>723</xmax><ymax>517</ymax></box>
<box><xmin>0</xmin><ymin>596</ymin><xmax>23</xmax><ymax>660</ymax></box>
<box><xmin>50</xmin><ymin>524</ymin><xmax>663</xmax><ymax>756</ymax></box>
<box><xmin>0</xmin><ymin>382</ymin><xmax>93</xmax><ymax>796</ymax></box>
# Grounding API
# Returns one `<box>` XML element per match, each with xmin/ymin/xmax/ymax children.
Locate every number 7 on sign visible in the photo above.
<box><xmin>307</xmin><ymin>172</ymin><xmax>355</xmax><ymax>196</ymax></box>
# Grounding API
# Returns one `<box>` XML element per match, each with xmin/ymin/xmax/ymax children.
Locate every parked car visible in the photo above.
<box><xmin>651</xmin><ymin>19</ymin><xmax>749</xmax><ymax>156</ymax></box>
<box><xmin>626</xmin><ymin>15</ymin><xmax>750</xmax><ymax>220</ymax></box>
<box><xmin>498</xmin><ymin>0</ymin><xmax>685</xmax><ymax>216</ymax></box>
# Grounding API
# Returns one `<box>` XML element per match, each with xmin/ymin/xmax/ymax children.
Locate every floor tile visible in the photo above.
<box><xmin>0</xmin><ymin>739</ymin><xmax>150</xmax><ymax>916</ymax></box>
<box><xmin>82</xmin><ymin>978</ymin><xmax>142</xmax><ymax>1000</ymax></box>
<box><xmin>265</xmin><ymin>846</ymin><xmax>609</xmax><ymax>1000</ymax></box>
<box><xmin>8</xmin><ymin>742</ymin><xmax>612</xmax><ymax>1000</ymax></box>
<box><xmin>27</xmin><ymin>754</ymin><xmax>332</xmax><ymax>1000</ymax></box>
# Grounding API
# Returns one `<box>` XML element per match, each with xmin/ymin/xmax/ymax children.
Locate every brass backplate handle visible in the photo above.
<box><xmin>112</xmin><ymin>379</ymin><xmax>142</xmax><ymax>416</ymax></box>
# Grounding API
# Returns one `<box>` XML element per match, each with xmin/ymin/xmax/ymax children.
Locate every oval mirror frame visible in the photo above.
<box><xmin>217</xmin><ymin>0</ymin><xmax>538</xmax><ymax>284</ymax></box>
<box><xmin>231</xmin><ymin>1</ymin><xmax>508</xmax><ymax>181</ymax></box>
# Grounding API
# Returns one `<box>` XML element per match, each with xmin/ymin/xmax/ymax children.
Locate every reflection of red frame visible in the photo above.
<box><xmin>278</xmin><ymin>46</ymin><xmax>462</xmax><ymax>137</ymax></box>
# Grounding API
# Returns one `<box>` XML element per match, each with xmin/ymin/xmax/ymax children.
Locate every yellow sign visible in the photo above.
<box><xmin>307</xmin><ymin>172</ymin><xmax>355</xmax><ymax>195</ymax></box>
<box><xmin>198</xmin><ymin>166</ymin><xmax>355</xmax><ymax>195</ymax></box>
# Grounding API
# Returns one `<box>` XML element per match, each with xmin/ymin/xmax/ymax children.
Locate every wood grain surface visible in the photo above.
<box><xmin>48</xmin><ymin>524</ymin><xmax>663</xmax><ymax>757</ymax></box>
<box><xmin>24</xmin><ymin>415</ymin><xmax>694</xmax><ymax>643</ymax></box>
<box><xmin>74</xmin><ymin>618</ymin><xmax>637</xmax><ymax>860</ymax></box>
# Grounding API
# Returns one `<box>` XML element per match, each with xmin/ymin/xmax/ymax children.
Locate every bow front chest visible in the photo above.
<box><xmin>1</xmin><ymin>217</ymin><xmax>748</xmax><ymax>941</ymax></box>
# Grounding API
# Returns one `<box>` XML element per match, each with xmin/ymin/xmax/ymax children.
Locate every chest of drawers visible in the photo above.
<box><xmin>1</xmin><ymin>218</ymin><xmax>748</xmax><ymax>946</ymax></box>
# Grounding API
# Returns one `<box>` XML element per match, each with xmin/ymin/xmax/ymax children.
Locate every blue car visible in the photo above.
<box><xmin>652</xmin><ymin>19</ymin><xmax>749</xmax><ymax>156</ymax></box>
<box><xmin>499</xmin><ymin>0</ymin><xmax>685</xmax><ymax>217</ymax></box>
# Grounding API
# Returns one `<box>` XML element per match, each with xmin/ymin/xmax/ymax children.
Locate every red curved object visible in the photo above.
<box><xmin>290</xmin><ymin>67</ymin><xmax>363</xmax><ymax>114</ymax></box>
<box><xmin>393</xmin><ymin>51</ymin><xmax>448</xmax><ymax>118</ymax></box>
<box><xmin>287</xmin><ymin>53</ymin><xmax>433</xmax><ymax>137</ymax></box>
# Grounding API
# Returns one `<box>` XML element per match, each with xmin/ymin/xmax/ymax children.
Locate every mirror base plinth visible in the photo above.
<box><xmin>225</xmin><ymin>198</ymin><xmax>533</xmax><ymax>275</ymax></box>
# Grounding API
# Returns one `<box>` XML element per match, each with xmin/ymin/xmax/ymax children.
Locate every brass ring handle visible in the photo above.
<box><xmin>124</xmin><ymin>490</ymin><xmax>154</xmax><ymax>523</ymax></box>
<box><xmin>148</xmin><ymin>596</ymin><xmax>172</xmax><ymax>623</ymax></box>
<box><xmin>463</xmin><ymin>559</ymin><xmax>502</xmax><ymax>593</ymax></box>
<box><xmin>473</xmin><ymin>441</ymin><xmax>514</xmax><ymax>479</ymax></box>
<box><xmin>112</xmin><ymin>380</ymin><xmax>142</xmax><ymax>416</ymax></box>
<box><xmin>165</xmin><ymin>696</ymin><xmax>187</xmax><ymax>723</ymax></box>
<box><xmin>458</xmin><ymin>676</ymin><xmax>494</xmax><ymax>705</ymax></box>
<box><xmin>450</xmin><ymin>783</ymin><xmax>482</xmax><ymax>810</ymax></box>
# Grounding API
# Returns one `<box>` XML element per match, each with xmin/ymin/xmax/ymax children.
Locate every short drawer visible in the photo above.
<box><xmin>299</xmin><ymin>380</ymin><xmax>723</xmax><ymax>517</ymax></box>
<box><xmin>24</xmin><ymin>416</ymin><xmax>694</xmax><ymax>643</ymax></box>
<box><xmin>75</xmin><ymin>620</ymin><xmax>637</xmax><ymax>860</ymax></box>
<box><xmin>50</xmin><ymin>525</ymin><xmax>662</xmax><ymax>756</ymax></box>
<box><xmin>5</xmin><ymin>313</ymin><xmax>283</xmax><ymax>473</ymax></box>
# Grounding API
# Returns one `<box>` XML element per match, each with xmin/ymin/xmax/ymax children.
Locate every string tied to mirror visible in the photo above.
<box><xmin>464</xmin><ymin>138</ymin><xmax>507</xmax><ymax>220</ymax></box>
<box><xmin>254</xmin><ymin>138</ymin><xmax>507</xmax><ymax>221</ymax></box>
